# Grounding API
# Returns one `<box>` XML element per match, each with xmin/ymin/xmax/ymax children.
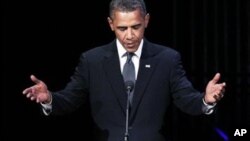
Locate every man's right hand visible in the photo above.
<box><xmin>22</xmin><ymin>75</ymin><xmax>51</xmax><ymax>103</ymax></box>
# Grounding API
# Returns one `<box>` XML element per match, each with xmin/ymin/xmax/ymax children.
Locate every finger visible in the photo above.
<box><xmin>213</xmin><ymin>94</ymin><xmax>221</xmax><ymax>102</ymax></box>
<box><xmin>26</xmin><ymin>91</ymin><xmax>36</xmax><ymax>98</ymax></box>
<box><xmin>30</xmin><ymin>75</ymin><xmax>41</xmax><ymax>84</ymax></box>
<box><xmin>36</xmin><ymin>98</ymin><xmax>40</xmax><ymax>103</ymax></box>
<box><xmin>222</xmin><ymin>87</ymin><xmax>225</xmax><ymax>94</ymax></box>
<box><xmin>222</xmin><ymin>82</ymin><xmax>226</xmax><ymax>87</ymax></box>
<box><xmin>26</xmin><ymin>93</ymin><xmax>31</xmax><ymax>98</ymax></box>
<box><xmin>31</xmin><ymin>87</ymin><xmax>36</xmax><ymax>94</ymax></box>
<box><xmin>218</xmin><ymin>85</ymin><xmax>224</xmax><ymax>91</ymax></box>
<box><xmin>219</xmin><ymin>83</ymin><xmax>226</xmax><ymax>94</ymax></box>
<box><xmin>211</xmin><ymin>73</ymin><xmax>221</xmax><ymax>84</ymax></box>
<box><xmin>219</xmin><ymin>86</ymin><xmax>226</xmax><ymax>94</ymax></box>
<box><xmin>213</xmin><ymin>93</ymin><xmax>224</xmax><ymax>102</ymax></box>
<box><xmin>23</xmin><ymin>87</ymin><xmax>32</xmax><ymax>94</ymax></box>
<box><xmin>30</xmin><ymin>96</ymin><xmax>35</xmax><ymax>101</ymax></box>
<box><xmin>219</xmin><ymin>93</ymin><xmax>224</xmax><ymax>99</ymax></box>
<box><xmin>219</xmin><ymin>93</ymin><xmax>224</xmax><ymax>98</ymax></box>
<box><xmin>219</xmin><ymin>82</ymin><xmax>226</xmax><ymax>88</ymax></box>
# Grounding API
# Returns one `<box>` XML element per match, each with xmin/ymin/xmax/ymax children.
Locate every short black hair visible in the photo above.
<box><xmin>109</xmin><ymin>0</ymin><xmax>147</xmax><ymax>18</ymax></box>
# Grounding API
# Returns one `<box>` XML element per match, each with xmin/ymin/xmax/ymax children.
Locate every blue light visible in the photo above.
<box><xmin>214</xmin><ymin>127</ymin><xmax>229</xmax><ymax>141</ymax></box>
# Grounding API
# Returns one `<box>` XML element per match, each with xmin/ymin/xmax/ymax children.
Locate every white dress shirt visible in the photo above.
<box><xmin>116</xmin><ymin>39</ymin><xmax>143</xmax><ymax>80</ymax></box>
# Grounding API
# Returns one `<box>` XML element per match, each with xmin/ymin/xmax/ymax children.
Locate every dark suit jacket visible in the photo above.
<box><xmin>52</xmin><ymin>39</ymin><xmax>204</xmax><ymax>141</ymax></box>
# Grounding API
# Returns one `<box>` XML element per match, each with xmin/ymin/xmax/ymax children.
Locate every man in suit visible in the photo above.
<box><xmin>22</xmin><ymin>0</ymin><xmax>226</xmax><ymax>141</ymax></box>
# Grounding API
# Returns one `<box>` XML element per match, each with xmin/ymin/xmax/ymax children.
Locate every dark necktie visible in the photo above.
<box><xmin>123</xmin><ymin>52</ymin><xmax>135</xmax><ymax>106</ymax></box>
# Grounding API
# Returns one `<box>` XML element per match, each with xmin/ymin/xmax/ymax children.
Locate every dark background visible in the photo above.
<box><xmin>2</xmin><ymin>0</ymin><xmax>249</xmax><ymax>141</ymax></box>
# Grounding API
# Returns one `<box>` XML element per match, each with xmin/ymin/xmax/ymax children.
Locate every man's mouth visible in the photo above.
<box><xmin>126</xmin><ymin>43</ymin><xmax>135</xmax><ymax>48</ymax></box>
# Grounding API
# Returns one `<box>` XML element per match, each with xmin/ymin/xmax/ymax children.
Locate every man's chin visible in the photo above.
<box><xmin>126</xmin><ymin>47</ymin><xmax>138</xmax><ymax>53</ymax></box>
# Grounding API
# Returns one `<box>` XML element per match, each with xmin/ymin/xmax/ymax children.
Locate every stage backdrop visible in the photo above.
<box><xmin>3</xmin><ymin>0</ymin><xmax>249</xmax><ymax>141</ymax></box>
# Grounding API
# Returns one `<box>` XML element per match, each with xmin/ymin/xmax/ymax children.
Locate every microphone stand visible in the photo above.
<box><xmin>124</xmin><ymin>86</ymin><xmax>132</xmax><ymax>141</ymax></box>
<box><xmin>124</xmin><ymin>81</ymin><xmax>134</xmax><ymax>141</ymax></box>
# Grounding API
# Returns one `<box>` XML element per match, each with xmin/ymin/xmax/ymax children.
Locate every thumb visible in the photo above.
<box><xmin>30</xmin><ymin>75</ymin><xmax>41</xmax><ymax>84</ymax></box>
<box><xmin>211</xmin><ymin>73</ymin><xmax>220</xmax><ymax>84</ymax></box>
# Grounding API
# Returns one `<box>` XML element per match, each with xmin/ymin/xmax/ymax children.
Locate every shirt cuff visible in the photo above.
<box><xmin>202</xmin><ymin>98</ymin><xmax>216</xmax><ymax>115</ymax></box>
<box><xmin>42</xmin><ymin>107</ymin><xmax>52</xmax><ymax>116</ymax></box>
<box><xmin>40</xmin><ymin>93</ymin><xmax>52</xmax><ymax>116</ymax></box>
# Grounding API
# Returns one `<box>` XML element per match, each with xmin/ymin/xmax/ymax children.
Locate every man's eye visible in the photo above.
<box><xmin>118</xmin><ymin>27</ymin><xmax>127</xmax><ymax>31</ymax></box>
<box><xmin>133</xmin><ymin>25</ymin><xmax>140</xmax><ymax>30</ymax></box>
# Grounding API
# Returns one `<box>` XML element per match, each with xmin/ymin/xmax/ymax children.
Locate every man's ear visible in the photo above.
<box><xmin>144</xmin><ymin>13</ymin><xmax>150</xmax><ymax>28</ymax></box>
<box><xmin>107</xmin><ymin>17</ymin><xmax>114</xmax><ymax>31</ymax></box>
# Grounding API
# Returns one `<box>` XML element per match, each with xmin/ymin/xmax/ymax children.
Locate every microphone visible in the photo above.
<box><xmin>124</xmin><ymin>81</ymin><xmax>134</xmax><ymax>141</ymax></box>
<box><xmin>125</xmin><ymin>81</ymin><xmax>134</xmax><ymax>93</ymax></box>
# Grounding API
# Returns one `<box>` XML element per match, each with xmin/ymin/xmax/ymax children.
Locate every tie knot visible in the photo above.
<box><xmin>126</xmin><ymin>52</ymin><xmax>134</xmax><ymax>63</ymax></box>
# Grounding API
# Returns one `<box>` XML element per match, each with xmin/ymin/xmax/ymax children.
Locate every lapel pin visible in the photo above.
<box><xmin>145</xmin><ymin>64</ymin><xmax>151</xmax><ymax>68</ymax></box>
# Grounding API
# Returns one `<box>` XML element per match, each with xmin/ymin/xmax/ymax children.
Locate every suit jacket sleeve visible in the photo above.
<box><xmin>170</xmin><ymin>51</ymin><xmax>204</xmax><ymax>115</ymax></box>
<box><xmin>51</xmin><ymin>53</ymin><xmax>90</xmax><ymax>115</ymax></box>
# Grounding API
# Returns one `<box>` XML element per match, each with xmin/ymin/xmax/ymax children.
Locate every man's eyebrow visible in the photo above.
<box><xmin>131</xmin><ymin>23</ymin><xmax>142</xmax><ymax>28</ymax></box>
<box><xmin>117</xmin><ymin>23</ymin><xmax>142</xmax><ymax>28</ymax></box>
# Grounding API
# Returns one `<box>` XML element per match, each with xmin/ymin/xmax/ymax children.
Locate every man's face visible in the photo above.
<box><xmin>108</xmin><ymin>9</ymin><xmax>149</xmax><ymax>53</ymax></box>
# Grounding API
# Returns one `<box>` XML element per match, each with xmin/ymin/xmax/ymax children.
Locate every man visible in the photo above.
<box><xmin>22</xmin><ymin>0</ymin><xmax>226</xmax><ymax>141</ymax></box>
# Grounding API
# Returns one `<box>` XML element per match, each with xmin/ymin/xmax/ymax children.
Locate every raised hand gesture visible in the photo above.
<box><xmin>22</xmin><ymin>75</ymin><xmax>51</xmax><ymax>103</ymax></box>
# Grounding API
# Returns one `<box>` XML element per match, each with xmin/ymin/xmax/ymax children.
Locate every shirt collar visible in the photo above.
<box><xmin>116</xmin><ymin>39</ymin><xmax>143</xmax><ymax>59</ymax></box>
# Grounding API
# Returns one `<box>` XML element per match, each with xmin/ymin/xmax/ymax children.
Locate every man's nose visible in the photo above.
<box><xmin>126</xmin><ymin>29</ymin><xmax>134</xmax><ymax>40</ymax></box>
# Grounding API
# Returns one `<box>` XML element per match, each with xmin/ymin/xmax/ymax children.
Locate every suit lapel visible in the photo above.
<box><xmin>130</xmin><ymin>40</ymin><xmax>158</xmax><ymax>119</ymax></box>
<box><xmin>103</xmin><ymin>41</ymin><xmax>127</xmax><ymax>115</ymax></box>
<box><xmin>102</xmin><ymin>40</ymin><xmax>159</xmax><ymax>118</ymax></box>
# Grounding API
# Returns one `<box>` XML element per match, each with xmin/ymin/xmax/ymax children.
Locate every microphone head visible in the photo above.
<box><xmin>125</xmin><ymin>81</ymin><xmax>134</xmax><ymax>91</ymax></box>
